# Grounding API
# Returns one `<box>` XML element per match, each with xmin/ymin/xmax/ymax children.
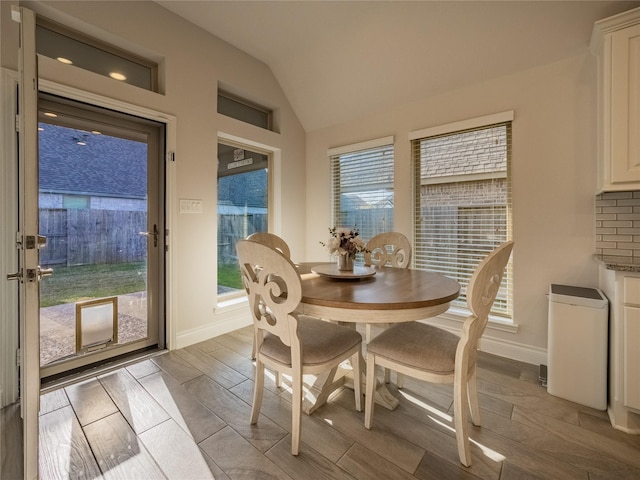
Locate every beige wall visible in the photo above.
<box><xmin>2</xmin><ymin>0</ymin><xmax>601</xmax><ymax>364</ymax></box>
<box><xmin>306</xmin><ymin>53</ymin><xmax>599</xmax><ymax>363</ymax></box>
<box><xmin>1</xmin><ymin>0</ymin><xmax>306</xmax><ymax>347</ymax></box>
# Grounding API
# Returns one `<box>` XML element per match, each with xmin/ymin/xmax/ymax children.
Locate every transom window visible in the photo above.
<box><xmin>411</xmin><ymin>113</ymin><xmax>513</xmax><ymax>319</ymax></box>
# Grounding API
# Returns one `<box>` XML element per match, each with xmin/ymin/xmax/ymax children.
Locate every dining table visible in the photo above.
<box><xmin>294</xmin><ymin>262</ymin><xmax>460</xmax><ymax>414</ymax></box>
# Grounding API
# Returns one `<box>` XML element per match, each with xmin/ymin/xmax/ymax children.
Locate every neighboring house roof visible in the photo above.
<box><xmin>217</xmin><ymin>169</ymin><xmax>267</xmax><ymax>208</ymax></box>
<box><xmin>39</xmin><ymin>123</ymin><xmax>148</xmax><ymax>199</ymax></box>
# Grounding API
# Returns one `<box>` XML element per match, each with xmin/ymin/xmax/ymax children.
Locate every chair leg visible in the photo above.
<box><xmin>251</xmin><ymin>360</ymin><xmax>265</xmax><ymax>425</ymax></box>
<box><xmin>351</xmin><ymin>351</ymin><xmax>362</xmax><ymax>412</ymax></box>
<box><xmin>396</xmin><ymin>372</ymin><xmax>404</xmax><ymax>389</ymax></box>
<box><xmin>291</xmin><ymin>371</ymin><xmax>302</xmax><ymax>455</ymax></box>
<box><xmin>467</xmin><ymin>366</ymin><xmax>481</xmax><ymax>427</ymax></box>
<box><xmin>364</xmin><ymin>353</ymin><xmax>377</xmax><ymax>429</ymax></box>
<box><xmin>453</xmin><ymin>375</ymin><xmax>471</xmax><ymax>467</ymax></box>
<box><xmin>384</xmin><ymin>368</ymin><xmax>391</xmax><ymax>384</ymax></box>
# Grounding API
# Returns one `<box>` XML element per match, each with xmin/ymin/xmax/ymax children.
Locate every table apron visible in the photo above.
<box><xmin>298</xmin><ymin>302</ymin><xmax>451</xmax><ymax>323</ymax></box>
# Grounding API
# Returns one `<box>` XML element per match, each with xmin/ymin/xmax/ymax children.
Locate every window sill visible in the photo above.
<box><xmin>436</xmin><ymin>307</ymin><xmax>519</xmax><ymax>334</ymax></box>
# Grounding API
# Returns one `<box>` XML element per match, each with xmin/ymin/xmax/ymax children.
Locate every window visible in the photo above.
<box><xmin>328</xmin><ymin>137</ymin><xmax>395</xmax><ymax>251</ymax></box>
<box><xmin>217</xmin><ymin>142</ymin><xmax>269</xmax><ymax>295</ymax></box>
<box><xmin>218</xmin><ymin>91</ymin><xmax>272</xmax><ymax>130</ymax></box>
<box><xmin>411</xmin><ymin>112</ymin><xmax>513</xmax><ymax>319</ymax></box>
<box><xmin>36</xmin><ymin>19</ymin><xmax>158</xmax><ymax>91</ymax></box>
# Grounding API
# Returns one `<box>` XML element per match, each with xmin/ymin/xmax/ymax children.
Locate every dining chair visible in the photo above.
<box><xmin>363</xmin><ymin>241</ymin><xmax>514</xmax><ymax>467</ymax></box>
<box><xmin>363</xmin><ymin>232</ymin><xmax>413</xmax><ymax>382</ymax></box>
<box><xmin>363</xmin><ymin>232</ymin><xmax>412</xmax><ymax>268</ymax></box>
<box><xmin>246</xmin><ymin>231</ymin><xmax>291</xmax><ymax>259</ymax></box>
<box><xmin>236</xmin><ymin>239</ymin><xmax>363</xmax><ymax>455</ymax></box>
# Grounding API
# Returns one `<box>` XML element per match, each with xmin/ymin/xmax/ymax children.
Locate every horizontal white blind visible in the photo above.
<box><xmin>412</xmin><ymin>122</ymin><xmax>513</xmax><ymax>318</ymax></box>
<box><xmin>330</xmin><ymin>141</ymin><xmax>395</xmax><ymax>245</ymax></box>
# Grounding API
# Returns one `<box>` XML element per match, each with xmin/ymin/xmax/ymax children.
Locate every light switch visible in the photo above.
<box><xmin>179</xmin><ymin>199</ymin><xmax>203</xmax><ymax>214</ymax></box>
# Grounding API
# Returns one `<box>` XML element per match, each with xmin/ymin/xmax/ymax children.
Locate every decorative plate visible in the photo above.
<box><xmin>310</xmin><ymin>264</ymin><xmax>377</xmax><ymax>280</ymax></box>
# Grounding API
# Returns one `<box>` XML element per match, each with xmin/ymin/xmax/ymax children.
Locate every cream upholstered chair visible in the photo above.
<box><xmin>364</xmin><ymin>241</ymin><xmax>514</xmax><ymax>467</ymax></box>
<box><xmin>363</xmin><ymin>232</ymin><xmax>413</xmax><ymax>382</ymax></box>
<box><xmin>363</xmin><ymin>232</ymin><xmax>412</xmax><ymax>268</ymax></box>
<box><xmin>236</xmin><ymin>239</ymin><xmax>363</xmax><ymax>455</ymax></box>
<box><xmin>246</xmin><ymin>231</ymin><xmax>291</xmax><ymax>259</ymax></box>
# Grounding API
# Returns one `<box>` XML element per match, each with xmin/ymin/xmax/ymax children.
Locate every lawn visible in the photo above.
<box><xmin>40</xmin><ymin>261</ymin><xmax>244</xmax><ymax>307</ymax></box>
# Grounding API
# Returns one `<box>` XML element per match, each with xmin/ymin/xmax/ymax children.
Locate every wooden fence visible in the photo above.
<box><xmin>39</xmin><ymin>209</ymin><xmax>147</xmax><ymax>266</ymax></box>
<box><xmin>217</xmin><ymin>213</ymin><xmax>267</xmax><ymax>264</ymax></box>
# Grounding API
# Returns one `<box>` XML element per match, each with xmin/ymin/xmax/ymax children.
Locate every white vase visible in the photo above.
<box><xmin>338</xmin><ymin>253</ymin><xmax>354</xmax><ymax>271</ymax></box>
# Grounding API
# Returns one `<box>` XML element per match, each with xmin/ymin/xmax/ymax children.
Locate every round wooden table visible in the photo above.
<box><xmin>295</xmin><ymin>264</ymin><xmax>460</xmax><ymax>413</ymax></box>
<box><xmin>299</xmin><ymin>266</ymin><xmax>460</xmax><ymax>322</ymax></box>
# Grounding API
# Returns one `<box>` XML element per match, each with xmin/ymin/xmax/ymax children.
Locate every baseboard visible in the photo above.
<box><xmin>174</xmin><ymin>301</ymin><xmax>251</xmax><ymax>350</ymax></box>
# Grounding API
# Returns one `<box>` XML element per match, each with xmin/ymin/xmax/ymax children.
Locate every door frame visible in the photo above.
<box><xmin>36</xmin><ymin>78</ymin><xmax>178</xmax><ymax>349</ymax></box>
<box><xmin>0</xmin><ymin>68</ymin><xmax>177</xmax><ymax>480</ymax></box>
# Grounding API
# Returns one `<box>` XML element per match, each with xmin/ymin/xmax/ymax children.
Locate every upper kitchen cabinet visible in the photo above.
<box><xmin>591</xmin><ymin>7</ymin><xmax>640</xmax><ymax>192</ymax></box>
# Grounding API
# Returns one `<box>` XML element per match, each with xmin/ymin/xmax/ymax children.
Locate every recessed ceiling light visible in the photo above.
<box><xmin>44</xmin><ymin>112</ymin><xmax>57</xmax><ymax>118</ymax></box>
<box><xmin>38</xmin><ymin>127</ymin><xmax>44</xmax><ymax>131</ymax></box>
<box><xmin>77</xmin><ymin>141</ymin><xmax>87</xmax><ymax>146</ymax></box>
<box><xmin>56</xmin><ymin>57</ymin><xmax>73</xmax><ymax>65</ymax></box>
<box><xmin>91</xmin><ymin>130</ymin><xmax>102</xmax><ymax>135</ymax></box>
<box><xmin>109</xmin><ymin>72</ymin><xmax>127</xmax><ymax>81</ymax></box>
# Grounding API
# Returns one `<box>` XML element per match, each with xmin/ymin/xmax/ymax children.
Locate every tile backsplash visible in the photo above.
<box><xmin>596</xmin><ymin>191</ymin><xmax>640</xmax><ymax>257</ymax></box>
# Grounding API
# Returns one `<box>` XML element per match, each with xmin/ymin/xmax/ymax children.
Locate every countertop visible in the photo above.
<box><xmin>593</xmin><ymin>254</ymin><xmax>640</xmax><ymax>272</ymax></box>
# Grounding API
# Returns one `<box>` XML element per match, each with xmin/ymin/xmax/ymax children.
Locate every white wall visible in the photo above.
<box><xmin>305</xmin><ymin>53</ymin><xmax>600</xmax><ymax>364</ymax></box>
<box><xmin>1</xmin><ymin>0</ymin><xmax>306</xmax><ymax>353</ymax></box>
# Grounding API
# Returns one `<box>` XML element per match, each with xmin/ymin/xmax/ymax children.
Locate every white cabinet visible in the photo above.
<box><xmin>598</xmin><ymin>267</ymin><xmax>640</xmax><ymax>433</ymax></box>
<box><xmin>591</xmin><ymin>8</ymin><xmax>640</xmax><ymax>192</ymax></box>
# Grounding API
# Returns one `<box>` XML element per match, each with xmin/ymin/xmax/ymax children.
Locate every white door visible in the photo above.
<box><xmin>13</xmin><ymin>6</ymin><xmax>40</xmax><ymax>479</ymax></box>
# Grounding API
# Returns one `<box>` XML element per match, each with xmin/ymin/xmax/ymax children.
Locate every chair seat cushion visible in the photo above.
<box><xmin>367</xmin><ymin>322</ymin><xmax>459</xmax><ymax>375</ymax></box>
<box><xmin>261</xmin><ymin>316</ymin><xmax>362</xmax><ymax>367</ymax></box>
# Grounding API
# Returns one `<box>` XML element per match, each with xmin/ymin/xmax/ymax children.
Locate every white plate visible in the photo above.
<box><xmin>310</xmin><ymin>264</ymin><xmax>377</xmax><ymax>279</ymax></box>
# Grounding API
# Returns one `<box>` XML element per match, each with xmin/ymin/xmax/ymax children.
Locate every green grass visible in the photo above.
<box><xmin>40</xmin><ymin>262</ymin><xmax>147</xmax><ymax>307</ymax></box>
<box><xmin>40</xmin><ymin>261</ymin><xmax>244</xmax><ymax>307</ymax></box>
<box><xmin>218</xmin><ymin>262</ymin><xmax>243</xmax><ymax>290</ymax></box>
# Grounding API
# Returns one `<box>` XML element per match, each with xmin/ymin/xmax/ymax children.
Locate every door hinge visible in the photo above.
<box><xmin>16</xmin><ymin>348</ymin><xmax>21</xmax><ymax>367</ymax></box>
<box><xmin>14</xmin><ymin>114</ymin><xmax>20</xmax><ymax>133</ymax></box>
<box><xmin>166</xmin><ymin>151</ymin><xmax>175</xmax><ymax>163</ymax></box>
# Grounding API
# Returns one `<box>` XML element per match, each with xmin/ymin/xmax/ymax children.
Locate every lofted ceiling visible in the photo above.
<box><xmin>156</xmin><ymin>1</ymin><xmax>640</xmax><ymax>132</ymax></box>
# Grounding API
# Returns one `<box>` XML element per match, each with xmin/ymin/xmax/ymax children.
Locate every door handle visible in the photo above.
<box><xmin>6</xmin><ymin>271</ymin><xmax>21</xmax><ymax>281</ymax></box>
<box><xmin>38</xmin><ymin>266</ymin><xmax>54</xmax><ymax>279</ymax></box>
<box><xmin>139</xmin><ymin>224</ymin><xmax>159</xmax><ymax>247</ymax></box>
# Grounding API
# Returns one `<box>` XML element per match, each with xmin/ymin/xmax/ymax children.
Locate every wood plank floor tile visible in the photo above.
<box><xmin>199</xmin><ymin>425</ymin><xmax>293</xmax><ymax>479</ymax></box>
<box><xmin>413</xmin><ymin>449</ymin><xmax>482</xmax><ymax>480</ymax></box>
<box><xmin>98</xmin><ymin>369</ymin><xmax>170</xmax><ymax>434</ymax></box>
<box><xmin>231</xmin><ymin>378</ymin><xmax>354</xmax><ymax>462</ymax></box>
<box><xmin>265</xmin><ymin>434</ymin><xmax>356</xmax><ymax>480</ymax></box>
<box><xmin>337</xmin><ymin>442</ymin><xmax>417</xmax><ymax>480</ymax></box>
<box><xmin>151</xmin><ymin>351</ymin><xmax>204</xmax><ymax>384</ymax></box>
<box><xmin>65</xmin><ymin>378</ymin><xmax>118</xmax><ymax>427</ymax></box>
<box><xmin>138</xmin><ymin>370</ymin><xmax>226</xmax><ymax>443</ymax></box>
<box><xmin>83</xmin><ymin>412</ymin><xmax>166</xmax><ymax>479</ymax></box>
<box><xmin>313</xmin><ymin>400</ymin><xmax>425</xmax><ymax>474</ymax></box>
<box><xmin>138</xmin><ymin>419</ymin><xmax>216</xmax><ymax>479</ymax></box>
<box><xmin>38</xmin><ymin>405</ymin><xmax>102</xmax><ymax>479</ymax></box>
<box><xmin>184</xmin><ymin>374</ymin><xmax>286</xmax><ymax>453</ymax></box>
<box><xmin>28</xmin><ymin>327</ymin><xmax>640</xmax><ymax>480</ymax></box>
<box><xmin>125</xmin><ymin>359</ymin><xmax>161</xmax><ymax>379</ymax></box>
<box><xmin>1</xmin><ymin>403</ymin><xmax>23</xmax><ymax>480</ymax></box>
<box><xmin>511</xmin><ymin>405</ymin><xmax>640</xmax><ymax>470</ymax></box>
<box><xmin>175</xmin><ymin>346</ymin><xmax>247</xmax><ymax>389</ymax></box>
<box><xmin>40</xmin><ymin>388</ymin><xmax>70</xmax><ymax>416</ymax></box>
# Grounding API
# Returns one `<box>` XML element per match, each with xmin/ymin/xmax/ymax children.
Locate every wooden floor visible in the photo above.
<box><xmin>3</xmin><ymin>325</ymin><xmax>640</xmax><ymax>479</ymax></box>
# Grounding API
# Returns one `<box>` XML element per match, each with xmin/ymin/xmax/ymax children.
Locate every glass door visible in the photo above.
<box><xmin>38</xmin><ymin>94</ymin><xmax>165</xmax><ymax>380</ymax></box>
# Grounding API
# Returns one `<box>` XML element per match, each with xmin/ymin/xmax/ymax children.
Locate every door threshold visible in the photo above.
<box><xmin>40</xmin><ymin>346</ymin><xmax>167</xmax><ymax>393</ymax></box>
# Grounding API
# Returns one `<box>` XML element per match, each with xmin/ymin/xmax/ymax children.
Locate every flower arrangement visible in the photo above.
<box><xmin>321</xmin><ymin>227</ymin><xmax>368</xmax><ymax>257</ymax></box>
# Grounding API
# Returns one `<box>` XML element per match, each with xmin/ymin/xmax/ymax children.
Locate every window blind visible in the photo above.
<box><xmin>329</xmin><ymin>139</ymin><xmax>395</xmax><ymax>244</ymax></box>
<box><xmin>412</xmin><ymin>122</ymin><xmax>513</xmax><ymax>318</ymax></box>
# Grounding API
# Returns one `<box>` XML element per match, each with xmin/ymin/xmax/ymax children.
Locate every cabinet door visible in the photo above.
<box><xmin>610</xmin><ymin>23</ymin><xmax>640</xmax><ymax>184</ymax></box>
<box><xmin>624</xmin><ymin>305</ymin><xmax>640</xmax><ymax>409</ymax></box>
